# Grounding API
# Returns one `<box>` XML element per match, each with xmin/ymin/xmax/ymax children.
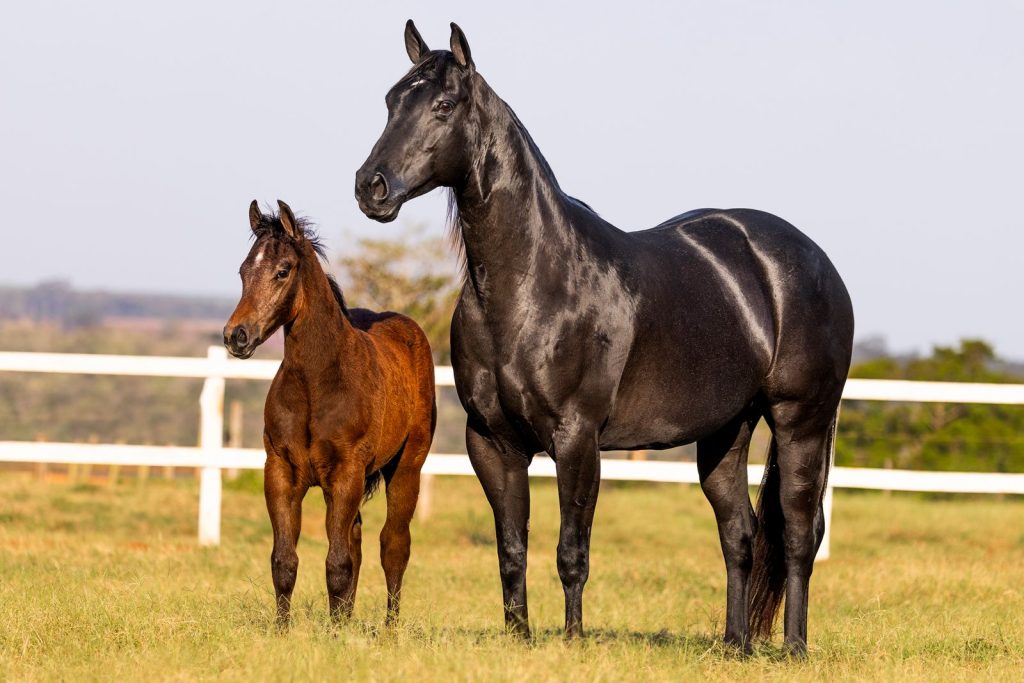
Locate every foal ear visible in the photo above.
<box><xmin>248</xmin><ymin>200</ymin><xmax>262</xmax><ymax>232</ymax></box>
<box><xmin>449</xmin><ymin>22</ymin><xmax>474</xmax><ymax>70</ymax></box>
<box><xmin>404</xmin><ymin>19</ymin><xmax>430</xmax><ymax>63</ymax></box>
<box><xmin>276</xmin><ymin>200</ymin><xmax>300</xmax><ymax>240</ymax></box>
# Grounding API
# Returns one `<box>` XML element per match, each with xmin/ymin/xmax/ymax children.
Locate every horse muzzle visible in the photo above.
<box><xmin>223</xmin><ymin>323</ymin><xmax>259</xmax><ymax>359</ymax></box>
<box><xmin>354</xmin><ymin>168</ymin><xmax>406</xmax><ymax>223</ymax></box>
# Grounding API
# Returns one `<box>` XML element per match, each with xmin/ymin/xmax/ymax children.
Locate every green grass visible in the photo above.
<box><xmin>1</xmin><ymin>474</ymin><xmax>1022</xmax><ymax>681</ymax></box>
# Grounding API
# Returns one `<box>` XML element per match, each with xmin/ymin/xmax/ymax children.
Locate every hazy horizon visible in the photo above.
<box><xmin>2</xmin><ymin>2</ymin><xmax>1022</xmax><ymax>357</ymax></box>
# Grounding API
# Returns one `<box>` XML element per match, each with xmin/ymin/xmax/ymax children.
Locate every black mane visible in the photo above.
<box><xmin>252</xmin><ymin>209</ymin><xmax>349</xmax><ymax>318</ymax></box>
<box><xmin>430</xmin><ymin>50</ymin><xmax>595</xmax><ymax>281</ymax></box>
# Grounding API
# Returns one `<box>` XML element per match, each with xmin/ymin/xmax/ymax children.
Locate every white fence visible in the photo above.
<box><xmin>1</xmin><ymin>348</ymin><xmax>1023</xmax><ymax>560</ymax></box>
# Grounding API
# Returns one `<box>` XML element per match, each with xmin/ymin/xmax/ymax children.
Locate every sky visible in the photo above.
<box><xmin>2</xmin><ymin>1</ymin><xmax>1022</xmax><ymax>358</ymax></box>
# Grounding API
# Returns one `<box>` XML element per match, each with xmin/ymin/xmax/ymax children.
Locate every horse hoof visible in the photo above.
<box><xmin>724</xmin><ymin>635</ymin><xmax>752</xmax><ymax>656</ymax></box>
<box><xmin>564</xmin><ymin>625</ymin><xmax>584</xmax><ymax>640</ymax></box>
<box><xmin>507</xmin><ymin>626</ymin><xmax>532</xmax><ymax>641</ymax></box>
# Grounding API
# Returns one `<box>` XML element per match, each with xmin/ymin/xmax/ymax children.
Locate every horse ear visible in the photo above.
<box><xmin>277</xmin><ymin>200</ymin><xmax>300</xmax><ymax>240</ymax></box>
<box><xmin>248</xmin><ymin>200</ymin><xmax>262</xmax><ymax>232</ymax></box>
<box><xmin>449</xmin><ymin>22</ymin><xmax>474</xmax><ymax>70</ymax></box>
<box><xmin>404</xmin><ymin>19</ymin><xmax>429</xmax><ymax>63</ymax></box>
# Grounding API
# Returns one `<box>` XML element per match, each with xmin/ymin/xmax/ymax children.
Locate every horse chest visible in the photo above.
<box><xmin>264</xmin><ymin>372</ymin><xmax>381</xmax><ymax>481</ymax></box>
<box><xmin>455</xmin><ymin>315</ymin><xmax>625</xmax><ymax>451</ymax></box>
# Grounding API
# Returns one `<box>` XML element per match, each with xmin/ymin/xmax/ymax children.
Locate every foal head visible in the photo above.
<box><xmin>355</xmin><ymin>20</ymin><xmax>481</xmax><ymax>222</ymax></box>
<box><xmin>224</xmin><ymin>200</ymin><xmax>323</xmax><ymax>358</ymax></box>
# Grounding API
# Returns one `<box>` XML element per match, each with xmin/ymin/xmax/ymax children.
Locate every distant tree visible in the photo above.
<box><xmin>838</xmin><ymin>339</ymin><xmax>1024</xmax><ymax>473</ymax></box>
<box><xmin>337</xmin><ymin>230</ymin><xmax>462</xmax><ymax>363</ymax></box>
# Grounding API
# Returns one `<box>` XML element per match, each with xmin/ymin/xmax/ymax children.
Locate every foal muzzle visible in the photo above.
<box><xmin>223</xmin><ymin>323</ymin><xmax>259</xmax><ymax>359</ymax></box>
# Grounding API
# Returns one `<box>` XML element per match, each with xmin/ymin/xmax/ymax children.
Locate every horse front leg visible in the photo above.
<box><xmin>552</xmin><ymin>426</ymin><xmax>601</xmax><ymax>639</ymax></box>
<box><xmin>467</xmin><ymin>421</ymin><xmax>532</xmax><ymax>638</ymax></box>
<box><xmin>265</xmin><ymin>449</ymin><xmax>307</xmax><ymax>627</ymax></box>
<box><xmin>322</xmin><ymin>454</ymin><xmax>365</xmax><ymax>622</ymax></box>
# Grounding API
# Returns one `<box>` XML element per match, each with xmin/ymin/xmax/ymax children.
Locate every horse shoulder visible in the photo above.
<box><xmin>450</xmin><ymin>290</ymin><xmax>514</xmax><ymax>434</ymax></box>
<box><xmin>262</xmin><ymin>364</ymin><xmax>315</xmax><ymax>472</ymax></box>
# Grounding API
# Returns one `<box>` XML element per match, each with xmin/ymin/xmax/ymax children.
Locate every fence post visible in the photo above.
<box><xmin>417</xmin><ymin>474</ymin><xmax>434</xmax><ymax>521</ymax></box>
<box><xmin>226</xmin><ymin>400</ymin><xmax>243</xmax><ymax>480</ymax></box>
<box><xmin>815</xmin><ymin>416</ymin><xmax>838</xmax><ymax>562</ymax></box>
<box><xmin>816</xmin><ymin>483</ymin><xmax>833</xmax><ymax>561</ymax></box>
<box><xmin>198</xmin><ymin>345</ymin><xmax>226</xmax><ymax>546</ymax></box>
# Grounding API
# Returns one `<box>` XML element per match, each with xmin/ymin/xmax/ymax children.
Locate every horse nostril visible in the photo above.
<box><xmin>370</xmin><ymin>173</ymin><xmax>389</xmax><ymax>202</ymax></box>
<box><xmin>233</xmin><ymin>327</ymin><xmax>248</xmax><ymax>347</ymax></box>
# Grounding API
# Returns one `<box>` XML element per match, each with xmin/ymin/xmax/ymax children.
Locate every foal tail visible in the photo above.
<box><xmin>363</xmin><ymin>470</ymin><xmax>385</xmax><ymax>502</ymax></box>
<box><xmin>748</xmin><ymin>410</ymin><xmax>838</xmax><ymax>640</ymax></box>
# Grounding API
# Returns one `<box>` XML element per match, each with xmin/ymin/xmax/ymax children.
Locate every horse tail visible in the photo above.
<box><xmin>748</xmin><ymin>434</ymin><xmax>786</xmax><ymax>640</ymax></box>
<box><xmin>363</xmin><ymin>470</ymin><xmax>385</xmax><ymax>502</ymax></box>
<box><xmin>748</xmin><ymin>409</ymin><xmax>838</xmax><ymax>640</ymax></box>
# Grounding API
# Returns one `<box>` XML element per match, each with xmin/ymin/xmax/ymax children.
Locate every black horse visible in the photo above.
<box><xmin>355</xmin><ymin>21</ymin><xmax>854</xmax><ymax>656</ymax></box>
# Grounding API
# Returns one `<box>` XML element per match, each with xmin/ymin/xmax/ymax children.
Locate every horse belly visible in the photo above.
<box><xmin>599</xmin><ymin>381</ymin><xmax>758</xmax><ymax>451</ymax></box>
<box><xmin>599</xmin><ymin>333</ymin><xmax>766</xmax><ymax>451</ymax></box>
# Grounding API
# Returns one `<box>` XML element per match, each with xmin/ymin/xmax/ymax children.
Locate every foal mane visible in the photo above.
<box><xmin>251</xmin><ymin>208</ymin><xmax>350</xmax><ymax>319</ymax></box>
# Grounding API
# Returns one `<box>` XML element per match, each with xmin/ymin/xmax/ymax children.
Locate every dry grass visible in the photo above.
<box><xmin>0</xmin><ymin>473</ymin><xmax>1022</xmax><ymax>681</ymax></box>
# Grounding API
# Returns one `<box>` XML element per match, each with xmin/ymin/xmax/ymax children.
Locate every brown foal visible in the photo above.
<box><xmin>224</xmin><ymin>200</ymin><xmax>436</xmax><ymax>625</ymax></box>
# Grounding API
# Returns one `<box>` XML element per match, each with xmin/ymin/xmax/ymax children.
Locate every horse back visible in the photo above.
<box><xmin>349</xmin><ymin>308</ymin><xmax>436</xmax><ymax>399</ymax></box>
<box><xmin>600</xmin><ymin>208</ymin><xmax>852</xmax><ymax>447</ymax></box>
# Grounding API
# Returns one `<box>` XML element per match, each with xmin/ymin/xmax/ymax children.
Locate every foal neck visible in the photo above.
<box><xmin>283</xmin><ymin>246</ymin><xmax>353</xmax><ymax>370</ymax></box>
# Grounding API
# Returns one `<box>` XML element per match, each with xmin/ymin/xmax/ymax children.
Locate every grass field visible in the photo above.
<box><xmin>1</xmin><ymin>473</ymin><xmax>1022</xmax><ymax>681</ymax></box>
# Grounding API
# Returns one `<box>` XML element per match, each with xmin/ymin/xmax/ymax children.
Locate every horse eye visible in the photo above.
<box><xmin>276</xmin><ymin>269</ymin><xmax>290</xmax><ymax>280</ymax></box>
<box><xmin>436</xmin><ymin>100</ymin><xmax>455</xmax><ymax>116</ymax></box>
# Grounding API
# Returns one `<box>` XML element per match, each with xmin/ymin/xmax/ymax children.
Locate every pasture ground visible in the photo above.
<box><xmin>0</xmin><ymin>472</ymin><xmax>1022</xmax><ymax>681</ymax></box>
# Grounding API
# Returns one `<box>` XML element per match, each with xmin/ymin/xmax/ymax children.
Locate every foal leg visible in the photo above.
<box><xmin>350</xmin><ymin>511</ymin><xmax>363</xmax><ymax>606</ymax></box>
<box><xmin>697</xmin><ymin>413</ymin><xmax>758</xmax><ymax>653</ymax></box>
<box><xmin>379</xmin><ymin>432</ymin><xmax>430</xmax><ymax>624</ymax></box>
<box><xmin>552</xmin><ymin>425</ymin><xmax>601</xmax><ymax>639</ymax></box>
<box><xmin>322</xmin><ymin>456</ymin><xmax>365</xmax><ymax>622</ymax></box>
<box><xmin>768</xmin><ymin>401</ymin><xmax>833</xmax><ymax>656</ymax></box>
<box><xmin>265</xmin><ymin>452</ymin><xmax>307</xmax><ymax>626</ymax></box>
<box><xmin>467</xmin><ymin>421</ymin><xmax>532</xmax><ymax>638</ymax></box>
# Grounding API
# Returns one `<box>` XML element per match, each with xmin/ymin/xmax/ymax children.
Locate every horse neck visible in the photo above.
<box><xmin>282</xmin><ymin>248</ymin><xmax>353</xmax><ymax>377</ymax></box>
<box><xmin>454</xmin><ymin>82</ymin><xmax>583</xmax><ymax>295</ymax></box>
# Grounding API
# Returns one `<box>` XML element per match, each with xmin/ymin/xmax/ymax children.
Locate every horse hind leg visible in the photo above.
<box><xmin>766</xmin><ymin>400</ymin><xmax>836</xmax><ymax>656</ymax></box>
<box><xmin>379</xmin><ymin>430</ymin><xmax>431</xmax><ymax>624</ymax></box>
<box><xmin>697</xmin><ymin>409</ymin><xmax>759</xmax><ymax>653</ymax></box>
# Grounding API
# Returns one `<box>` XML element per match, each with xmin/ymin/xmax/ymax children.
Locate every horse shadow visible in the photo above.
<box><xmin>231</xmin><ymin>590</ymin><xmax>795</xmax><ymax>660</ymax></box>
